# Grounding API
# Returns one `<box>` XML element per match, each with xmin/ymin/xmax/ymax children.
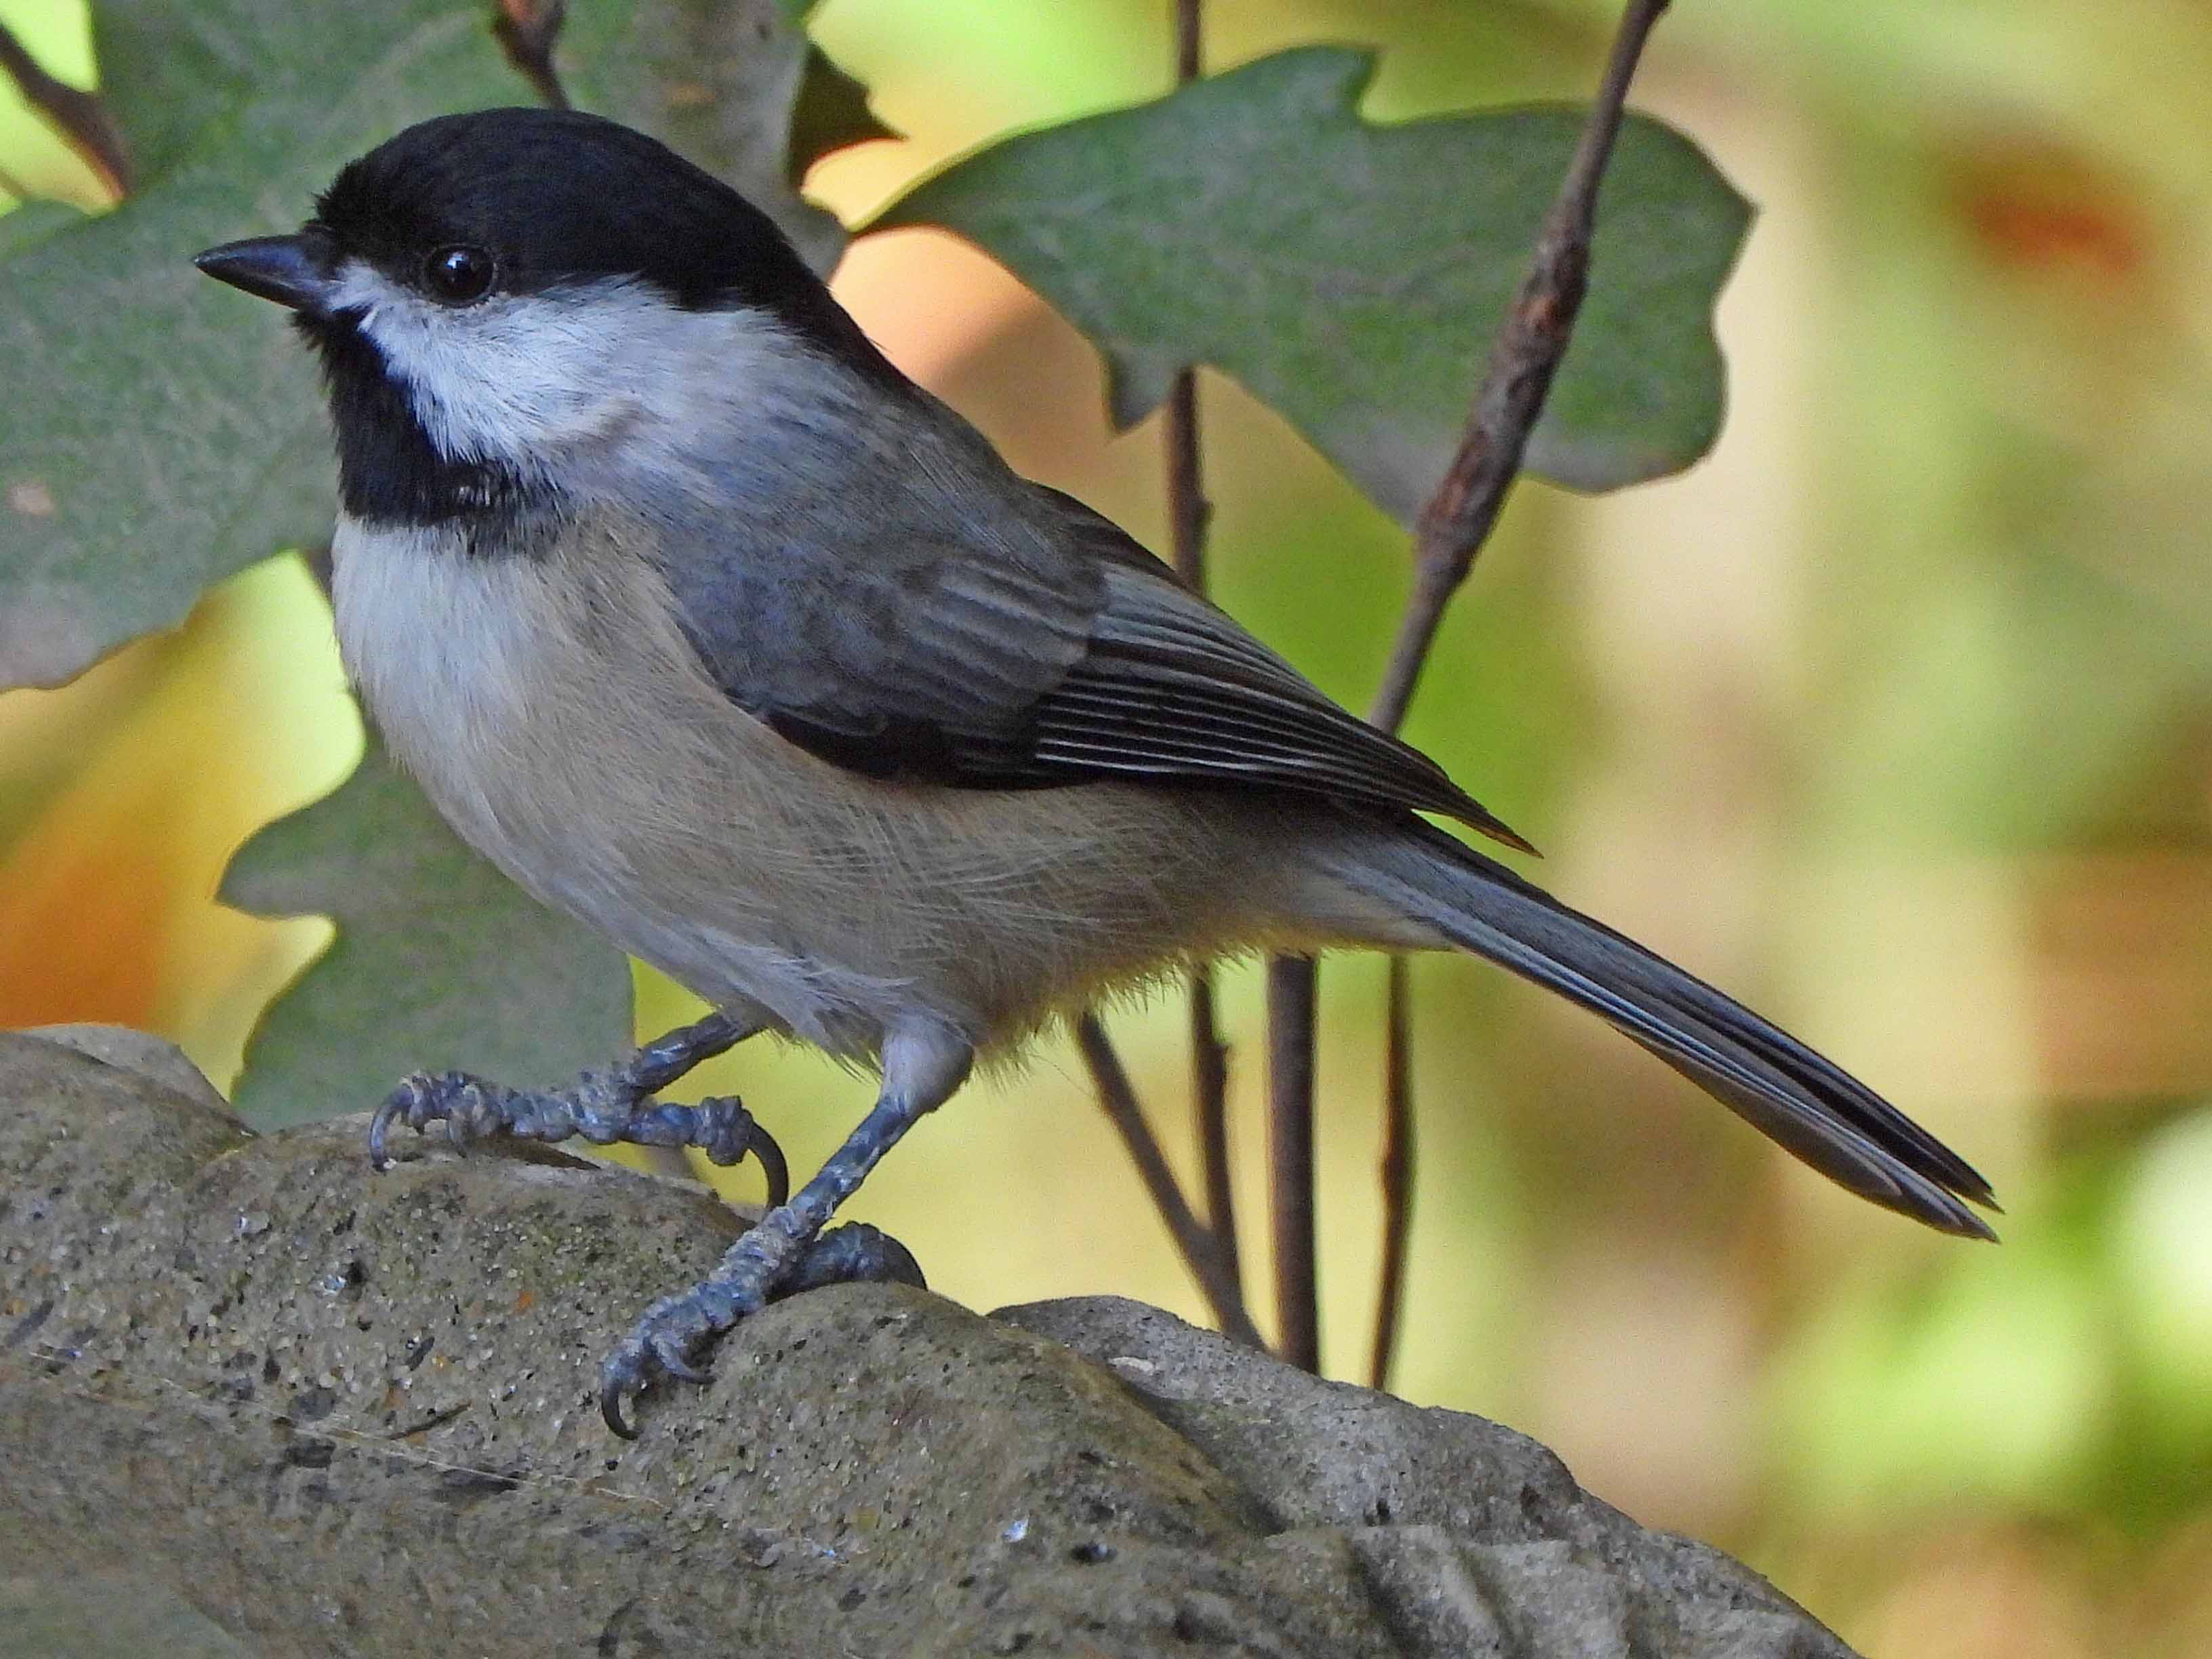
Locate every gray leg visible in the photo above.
<box><xmin>598</xmin><ymin>1025</ymin><xmax>972</xmax><ymax>1436</ymax></box>
<box><xmin>368</xmin><ymin>1011</ymin><xmax>786</xmax><ymax>1202</ymax></box>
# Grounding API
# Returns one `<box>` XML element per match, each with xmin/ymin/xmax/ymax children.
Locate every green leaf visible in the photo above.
<box><xmin>0</xmin><ymin>199</ymin><xmax>85</xmax><ymax>259</ymax></box>
<box><xmin>220</xmin><ymin>736</ymin><xmax>633</xmax><ymax>1131</ymax></box>
<box><xmin>0</xmin><ymin>1</ymin><xmax>522</xmax><ymax>691</ymax></box>
<box><xmin>874</xmin><ymin>46</ymin><xmax>1751</xmax><ymax>520</ymax></box>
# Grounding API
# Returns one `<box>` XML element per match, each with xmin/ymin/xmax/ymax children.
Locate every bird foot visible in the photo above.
<box><xmin>598</xmin><ymin>1218</ymin><xmax>924</xmax><ymax>1437</ymax></box>
<box><xmin>369</xmin><ymin>1069</ymin><xmax>789</xmax><ymax>1204</ymax></box>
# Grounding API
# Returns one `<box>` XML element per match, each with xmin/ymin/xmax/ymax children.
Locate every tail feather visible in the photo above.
<box><xmin>1328</xmin><ymin>821</ymin><xmax>1998</xmax><ymax>1240</ymax></box>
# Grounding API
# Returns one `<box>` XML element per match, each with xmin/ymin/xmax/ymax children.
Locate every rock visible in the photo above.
<box><xmin>0</xmin><ymin>1026</ymin><xmax>1856</xmax><ymax>1657</ymax></box>
<box><xmin>22</xmin><ymin>1022</ymin><xmax>230</xmax><ymax>1113</ymax></box>
<box><xmin>0</xmin><ymin>1566</ymin><xmax>249</xmax><ymax>1659</ymax></box>
<box><xmin>1002</xmin><ymin>1298</ymin><xmax>1853</xmax><ymax>1657</ymax></box>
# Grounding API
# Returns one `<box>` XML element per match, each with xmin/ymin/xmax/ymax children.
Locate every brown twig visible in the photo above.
<box><xmin>1260</xmin><ymin>945</ymin><xmax>1318</xmax><ymax>1371</ymax></box>
<box><xmin>1369</xmin><ymin>0</ymin><xmax>1673</xmax><ymax>735</ymax></box>
<box><xmin>1161</xmin><ymin>0</ymin><xmax>1244</xmax><ymax>1328</ymax></box>
<box><xmin>1077</xmin><ymin>0</ymin><xmax>1251</xmax><ymax>1352</ymax></box>
<box><xmin>1265</xmin><ymin>956</ymin><xmax>1320</xmax><ymax>1372</ymax></box>
<box><xmin>1360</xmin><ymin>0</ymin><xmax>1675</xmax><ymax>1390</ymax></box>
<box><xmin>491</xmin><ymin>0</ymin><xmax>571</xmax><ymax>110</ymax></box>
<box><xmin>1248</xmin><ymin>0</ymin><xmax>1317</xmax><ymax>1353</ymax></box>
<box><xmin>1187</xmin><ymin>968</ymin><xmax>1237</xmax><ymax>1290</ymax></box>
<box><xmin>0</xmin><ymin>20</ymin><xmax>131</xmax><ymax>199</ymax></box>
<box><xmin>1171</xmin><ymin>0</ymin><xmax>1204</xmax><ymax>89</ymax></box>
<box><xmin>1164</xmin><ymin>371</ymin><xmax>1212</xmax><ymax>591</ymax></box>
<box><xmin>1076</xmin><ymin>1012</ymin><xmax>1265</xmax><ymax>1350</ymax></box>
<box><xmin>1368</xmin><ymin>956</ymin><xmax>1414</xmax><ymax>1389</ymax></box>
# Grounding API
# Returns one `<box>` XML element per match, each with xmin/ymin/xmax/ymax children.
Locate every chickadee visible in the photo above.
<box><xmin>196</xmin><ymin>108</ymin><xmax>1994</xmax><ymax>1435</ymax></box>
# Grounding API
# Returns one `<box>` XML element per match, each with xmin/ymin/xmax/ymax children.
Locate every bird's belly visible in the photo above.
<box><xmin>329</xmin><ymin>519</ymin><xmax>1268</xmax><ymax>1058</ymax></box>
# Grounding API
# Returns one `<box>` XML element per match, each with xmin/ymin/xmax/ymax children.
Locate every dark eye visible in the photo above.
<box><xmin>423</xmin><ymin>244</ymin><xmax>496</xmax><ymax>304</ymax></box>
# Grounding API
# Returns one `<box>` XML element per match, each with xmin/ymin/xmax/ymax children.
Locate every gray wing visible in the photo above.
<box><xmin>665</xmin><ymin>478</ymin><xmax>1528</xmax><ymax>847</ymax></box>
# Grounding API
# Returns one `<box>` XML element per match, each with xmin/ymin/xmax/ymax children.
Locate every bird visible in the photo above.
<box><xmin>194</xmin><ymin>106</ymin><xmax>1996</xmax><ymax>1435</ymax></box>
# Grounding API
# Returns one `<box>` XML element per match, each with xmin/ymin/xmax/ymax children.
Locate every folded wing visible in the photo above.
<box><xmin>668</xmin><ymin>482</ymin><xmax>1528</xmax><ymax>848</ymax></box>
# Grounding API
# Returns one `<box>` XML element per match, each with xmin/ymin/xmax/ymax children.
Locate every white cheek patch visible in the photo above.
<box><xmin>328</xmin><ymin>260</ymin><xmax>863</xmax><ymax>505</ymax></box>
<box><xmin>332</xmin><ymin>262</ymin><xmax>661</xmax><ymax>464</ymax></box>
<box><xmin>331</xmin><ymin>262</ymin><xmax>804</xmax><ymax>470</ymax></box>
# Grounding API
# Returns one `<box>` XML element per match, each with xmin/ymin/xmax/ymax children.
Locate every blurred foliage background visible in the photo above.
<box><xmin>5</xmin><ymin>0</ymin><xmax>2211</xmax><ymax>1652</ymax></box>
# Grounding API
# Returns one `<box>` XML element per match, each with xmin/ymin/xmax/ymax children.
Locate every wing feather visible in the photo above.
<box><xmin>667</xmin><ymin>476</ymin><xmax>1528</xmax><ymax>846</ymax></box>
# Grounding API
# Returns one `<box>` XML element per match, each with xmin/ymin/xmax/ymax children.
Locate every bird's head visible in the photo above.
<box><xmin>196</xmin><ymin>107</ymin><xmax>890</xmax><ymax>524</ymax></box>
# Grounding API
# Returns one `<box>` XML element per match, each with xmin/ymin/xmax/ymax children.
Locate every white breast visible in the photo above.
<box><xmin>331</xmin><ymin>520</ymin><xmax>538</xmax><ymax>842</ymax></box>
<box><xmin>329</xmin><ymin>515</ymin><xmax>963</xmax><ymax>1055</ymax></box>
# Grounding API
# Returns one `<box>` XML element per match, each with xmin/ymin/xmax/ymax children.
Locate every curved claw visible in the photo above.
<box><xmin>753</xmin><ymin>1131</ymin><xmax>790</xmax><ymax>1208</ymax></box>
<box><xmin>600</xmin><ymin>1364</ymin><xmax>644</xmax><ymax>1439</ymax></box>
<box><xmin>598</xmin><ymin>1327</ymin><xmax>714</xmax><ymax>1438</ymax></box>
<box><xmin>693</xmin><ymin>1096</ymin><xmax>790</xmax><ymax>1206</ymax></box>
<box><xmin>369</xmin><ymin>1073</ymin><xmax>446</xmax><ymax>1170</ymax></box>
<box><xmin>367</xmin><ymin>1103</ymin><xmax>399</xmax><ymax>1172</ymax></box>
<box><xmin>598</xmin><ymin>1328</ymin><xmax>661</xmax><ymax>1438</ymax></box>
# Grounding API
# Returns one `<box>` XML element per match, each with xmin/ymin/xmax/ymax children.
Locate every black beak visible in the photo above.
<box><xmin>194</xmin><ymin>234</ymin><xmax>337</xmax><ymax>315</ymax></box>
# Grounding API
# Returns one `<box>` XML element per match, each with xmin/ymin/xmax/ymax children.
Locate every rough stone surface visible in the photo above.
<box><xmin>22</xmin><ymin>1021</ymin><xmax>230</xmax><ymax>1113</ymax></box>
<box><xmin>0</xmin><ymin>1026</ymin><xmax>1859</xmax><ymax>1658</ymax></box>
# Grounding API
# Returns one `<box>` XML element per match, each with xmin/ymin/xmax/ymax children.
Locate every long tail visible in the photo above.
<box><xmin>1320</xmin><ymin>819</ymin><xmax>1999</xmax><ymax>1239</ymax></box>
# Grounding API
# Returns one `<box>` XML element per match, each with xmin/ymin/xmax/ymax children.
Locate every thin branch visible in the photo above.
<box><xmin>0</xmin><ymin>20</ymin><xmax>130</xmax><ymax>199</ymax></box>
<box><xmin>1249</xmin><ymin>0</ymin><xmax>1315</xmax><ymax>1361</ymax></box>
<box><xmin>1262</xmin><ymin>957</ymin><xmax>1319</xmax><ymax>1372</ymax></box>
<box><xmin>1244</xmin><ymin>0</ymin><xmax>1316</xmax><ymax>1353</ymax></box>
<box><xmin>1368</xmin><ymin>956</ymin><xmax>1413</xmax><ymax>1389</ymax></box>
<box><xmin>1361</xmin><ymin>0</ymin><xmax>1675</xmax><ymax>1390</ymax></box>
<box><xmin>1160</xmin><ymin>0</ymin><xmax>1244</xmax><ymax>1326</ymax></box>
<box><xmin>1187</xmin><ymin>968</ymin><xmax>1237</xmax><ymax>1292</ymax></box>
<box><xmin>1064</xmin><ymin>6</ymin><xmax>1241</xmax><ymax>1368</ymax></box>
<box><xmin>1172</xmin><ymin>0</ymin><xmax>1203</xmax><ymax>87</ymax></box>
<box><xmin>491</xmin><ymin>0</ymin><xmax>571</xmax><ymax>110</ymax></box>
<box><xmin>1369</xmin><ymin>0</ymin><xmax>1673</xmax><ymax>736</ymax></box>
<box><xmin>1078</xmin><ymin>0</ymin><xmax>1250</xmax><ymax>1353</ymax></box>
<box><xmin>1265</xmin><ymin>956</ymin><xmax>1320</xmax><ymax>1372</ymax></box>
<box><xmin>1164</xmin><ymin>375</ymin><xmax>1213</xmax><ymax>592</ymax></box>
<box><xmin>1076</xmin><ymin>1012</ymin><xmax>1265</xmax><ymax>1350</ymax></box>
